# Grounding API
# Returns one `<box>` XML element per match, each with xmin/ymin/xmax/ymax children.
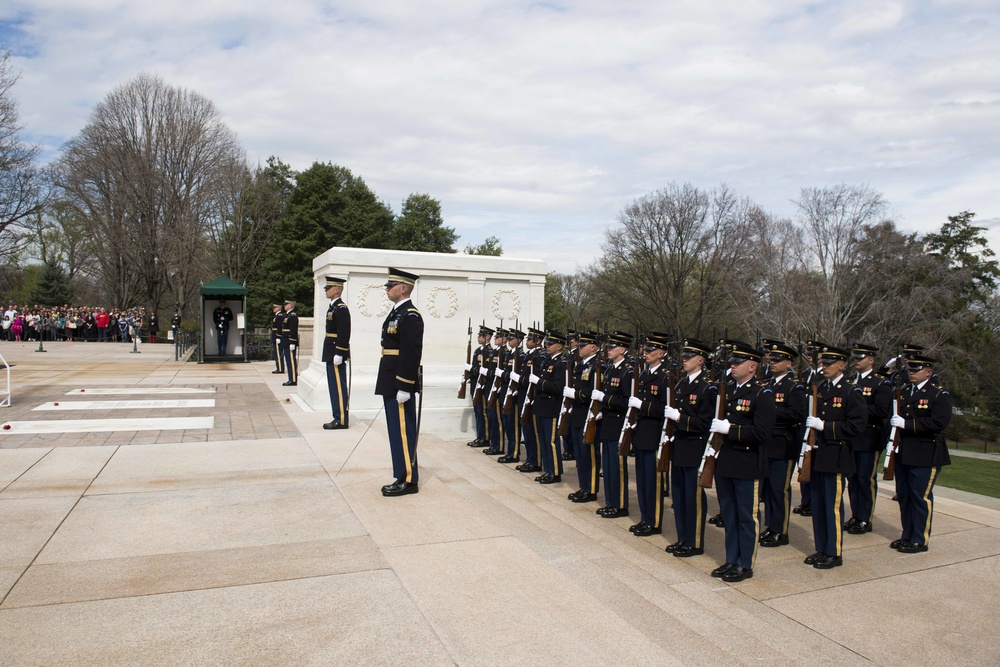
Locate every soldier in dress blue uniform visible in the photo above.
<box><xmin>563</xmin><ymin>331</ymin><xmax>604</xmax><ymax>502</ymax></box>
<box><xmin>280</xmin><ymin>298</ymin><xmax>298</xmax><ymax>386</ymax></box>
<box><xmin>322</xmin><ymin>276</ymin><xmax>351</xmax><ymax>430</ymax></box>
<box><xmin>212</xmin><ymin>299</ymin><xmax>234</xmax><ymax>356</ymax></box>
<box><xmin>466</xmin><ymin>326</ymin><xmax>493</xmax><ymax>447</ymax></box>
<box><xmin>628</xmin><ymin>332</ymin><xmax>671</xmax><ymax>538</ymax></box>
<box><xmin>377</xmin><ymin>268</ymin><xmax>424</xmax><ymax>497</ymax></box>
<box><xmin>497</xmin><ymin>328</ymin><xmax>526</xmax><ymax>464</ymax></box>
<box><xmin>709</xmin><ymin>340</ymin><xmax>775</xmax><ymax>583</ymax></box>
<box><xmin>591</xmin><ymin>331</ymin><xmax>634</xmax><ymax>518</ymax></box>
<box><xmin>664</xmin><ymin>338</ymin><xmax>718</xmax><ymax>557</ymax></box>
<box><xmin>845</xmin><ymin>343</ymin><xmax>893</xmax><ymax>534</ymax></box>
<box><xmin>888</xmin><ymin>354</ymin><xmax>952</xmax><ymax>553</ymax></box>
<box><xmin>759</xmin><ymin>341</ymin><xmax>807</xmax><ymax>548</ymax></box>
<box><xmin>514</xmin><ymin>328</ymin><xmax>545</xmax><ymax>473</ymax></box>
<box><xmin>270</xmin><ymin>301</ymin><xmax>285</xmax><ymax>375</ymax></box>
<box><xmin>482</xmin><ymin>329</ymin><xmax>507</xmax><ymax>456</ymax></box>
<box><xmin>794</xmin><ymin>340</ymin><xmax>827</xmax><ymax>518</ymax></box>
<box><xmin>802</xmin><ymin>345</ymin><xmax>867</xmax><ymax>569</ymax></box>
<box><xmin>528</xmin><ymin>331</ymin><xmax>568</xmax><ymax>484</ymax></box>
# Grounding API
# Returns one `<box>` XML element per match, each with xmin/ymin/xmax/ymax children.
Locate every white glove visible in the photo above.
<box><xmin>628</xmin><ymin>396</ymin><xmax>643</xmax><ymax>410</ymax></box>
<box><xmin>562</xmin><ymin>387</ymin><xmax>576</xmax><ymax>399</ymax></box>
<box><xmin>710</xmin><ymin>418</ymin><xmax>731</xmax><ymax>434</ymax></box>
<box><xmin>806</xmin><ymin>416</ymin><xmax>824</xmax><ymax>431</ymax></box>
<box><xmin>464</xmin><ymin>363</ymin><xmax>472</xmax><ymax>372</ymax></box>
<box><xmin>596</xmin><ymin>411</ymin><xmax>603</xmax><ymax>420</ymax></box>
<box><xmin>396</xmin><ymin>390</ymin><xmax>411</xmax><ymax>404</ymax></box>
<box><xmin>590</xmin><ymin>389</ymin><xmax>605</xmax><ymax>403</ymax></box>
<box><xmin>509</xmin><ymin>371</ymin><xmax>521</xmax><ymax>383</ymax></box>
<box><xmin>664</xmin><ymin>406</ymin><xmax>681</xmax><ymax>422</ymax></box>
<box><xmin>890</xmin><ymin>415</ymin><xmax>905</xmax><ymax>428</ymax></box>
<box><xmin>479</xmin><ymin>367</ymin><xmax>489</xmax><ymax>377</ymax></box>
<box><xmin>528</xmin><ymin>373</ymin><xmax>540</xmax><ymax>385</ymax></box>
<box><xmin>290</xmin><ymin>344</ymin><xmax>296</xmax><ymax>351</ymax></box>
<box><xmin>333</xmin><ymin>354</ymin><xmax>343</xmax><ymax>365</ymax></box>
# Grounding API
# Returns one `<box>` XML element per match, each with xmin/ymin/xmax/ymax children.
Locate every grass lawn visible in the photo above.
<box><xmin>931</xmin><ymin>456</ymin><xmax>1000</xmax><ymax>499</ymax></box>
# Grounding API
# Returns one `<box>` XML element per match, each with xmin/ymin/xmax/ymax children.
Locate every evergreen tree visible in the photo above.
<box><xmin>391</xmin><ymin>194</ymin><xmax>457</xmax><ymax>253</ymax></box>
<box><xmin>28</xmin><ymin>263</ymin><xmax>74</xmax><ymax>306</ymax></box>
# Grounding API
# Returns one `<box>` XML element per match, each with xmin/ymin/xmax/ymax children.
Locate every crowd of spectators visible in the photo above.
<box><xmin>1</xmin><ymin>305</ymin><xmax>163</xmax><ymax>344</ymax></box>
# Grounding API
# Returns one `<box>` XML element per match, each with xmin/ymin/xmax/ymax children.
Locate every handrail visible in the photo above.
<box><xmin>0</xmin><ymin>349</ymin><xmax>10</xmax><ymax>407</ymax></box>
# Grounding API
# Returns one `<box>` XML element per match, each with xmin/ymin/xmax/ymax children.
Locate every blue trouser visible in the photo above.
<box><xmin>895</xmin><ymin>463</ymin><xmax>939</xmax><ymax>546</ymax></box>
<box><xmin>571</xmin><ymin>426</ymin><xmax>599</xmax><ymax>494</ymax></box>
<box><xmin>326</xmin><ymin>360</ymin><xmax>349</xmax><ymax>424</ymax></box>
<box><xmin>847</xmin><ymin>449</ymin><xmax>879</xmax><ymax>523</ymax></box>
<box><xmin>473</xmin><ymin>401</ymin><xmax>486</xmax><ymax>441</ymax></box>
<box><xmin>635</xmin><ymin>449</ymin><xmax>663</xmax><ymax>528</ymax></box>
<box><xmin>601</xmin><ymin>437</ymin><xmax>629</xmax><ymax>510</ymax></box>
<box><xmin>282</xmin><ymin>345</ymin><xmax>297</xmax><ymax>383</ymax></box>
<box><xmin>486</xmin><ymin>403</ymin><xmax>502</xmax><ymax>450</ymax></box>
<box><xmin>799</xmin><ymin>481</ymin><xmax>811</xmax><ymax>508</ymax></box>
<box><xmin>384</xmin><ymin>395</ymin><xmax>418</xmax><ymax>484</ymax></box>
<box><xmin>522</xmin><ymin>412</ymin><xmax>539</xmax><ymax>466</ymax></box>
<box><xmin>218</xmin><ymin>326</ymin><xmax>228</xmax><ymax>355</ymax></box>
<box><xmin>535</xmin><ymin>416</ymin><xmax>562</xmax><ymax>477</ymax></box>
<box><xmin>716</xmin><ymin>475</ymin><xmax>760</xmax><ymax>569</ymax></box>
<box><xmin>272</xmin><ymin>335</ymin><xmax>283</xmax><ymax>372</ymax></box>
<box><xmin>810</xmin><ymin>471</ymin><xmax>845</xmax><ymax>557</ymax></box>
<box><xmin>502</xmin><ymin>411</ymin><xmax>520</xmax><ymax>459</ymax></box>
<box><xmin>672</xmin><ymin>464</ymin><xmax>706</xmax><ymax>549</ymax></box>
<box><xmin>763</xmin><ymin>458</ymin><xmax>795</xmax><ymax>534</ymax></box>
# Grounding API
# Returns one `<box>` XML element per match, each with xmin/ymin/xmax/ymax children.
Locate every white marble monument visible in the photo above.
<box><xmin>296</xmin><ymin>247</ymin><xmax>547</xmax><ymax>440</ymax></box>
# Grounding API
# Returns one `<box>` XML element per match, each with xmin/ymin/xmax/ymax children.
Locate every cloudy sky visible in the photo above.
<box><xmin>2</xmin><ymin>0</ymin><xmax>998</xmax><ymax>272</ymax></box>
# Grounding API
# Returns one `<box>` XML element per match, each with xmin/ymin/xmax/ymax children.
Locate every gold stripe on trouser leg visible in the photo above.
<box><xmin>654</xmin><ymin>471</ymin><xmax>663</xmax><ymax>527</ymax></box>
<box><xmin>618</xmin><ymin>455</ymin><xmax>627</xmax><ymax>508</ymax></box>
<box><xmin>483</xmin><ymin>399</ymin><xmax>490</xmax><ymax>439</ymax></box>
<box><xmin>589</xmin><ymin>443</ymin><xmax>597</xmax><ymax>493</ymax></box>
<box><xmin>290</xmin><ymin>349</ymin><xmax>297</xmax><ymax>379</ymax></box>
<box><xmin>513</xmin><ymin>418</ymin><xmax>520</xmax><ymax>458</ymax></box>
<box><xmin>751</xmin><ymin>479</ymin><xmax>761</xmax><ymax>568</ymax></box>
<box><xmin>549</xmin><ymin>419</ymin><xmax>559</xmax><ymax>468</ymax></box>
<box><xmin>781</xmin><ymin>462</ymin><xmax>794</xmax><ymax>534</ymax></box>
<box><xmin>533</xmin><ymin>421</ymin><xmax>541</xmax><ymax>466</ymax></box>
<box><xmin>833</xmin><ymin>473</ymin><xmax>844</xmax><ymax>556</ymax></box>
<box><xmin>398</xmin><ymin>403</ymin><xmax>413</xmax><ymax>483</ymax></box>
<box><xmin>333</xmin><ymin>363</ymin><xmax>345</xmax><ymax>418</ymax></box>
<box><xmin>922</xmin><ymin>467</ymin><xmax>939</xmax><ymax>545</ymax></box>
<box><xmin>495</xmin><ymin>404</ymin><xmax>503</xmax><ymax>443</ymax></box>
<box><xmin>275</xmin><ymin>341</ymin><xmax>282</xmax><ymax>368</ymax></box>
<box><xmin>694</xmin><ymin>481</ymin><xmax>704</xmax><ymax>548</ymax></box>
<box><xmin>868</xmin><ymin>453</ymin><xmax>879</xmax><ymax>519</ymax></box>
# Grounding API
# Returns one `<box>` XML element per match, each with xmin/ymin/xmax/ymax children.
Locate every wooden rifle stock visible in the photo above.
<box><xmin>883</xmin><ymin>390</ymin><xmax>902</xmax><ymax>480</ymax></box>
<box><xmin>557</xmin><ymin>351</ymin><xmax>575</xmax><ymax>437</ymax></box>
<box><xmin>656</xmin><ymin>382</ymin><xmax>673</xmax><ymax>472</ymax></box>
<box><xmin>796</xmin><ymin>385</ymin><xmax>818</xmax><ymax>483</ymax></box>
<box><xmin>502</xmin><ymin>347</ymin><xmax>519</xmax><ymax>414</ymax></box>
<box><xmin>697</xmin><ymin>382</ymin><xmax>727</xmax><ymax>488</ymax></box>
<box><xmin>618</xmin><ymin>374</ymin><xmax>638</xmax><ymax>456</ymax></box>
<box><xmin>520</xmin><ymin>355</ymin><xmax>537</xmax><ymax>424</ymax></box>
<box><xmin>458</xmin><ymin>330</ymin><xmax>472</xmax><ymax>399</ymax></box>
<box><xmin>486</xmin><ymin>348</ymin><xmax>503</xmax><ymax>410</ymax></box>
<box><xmin>582</xmin><ymin>356</ymin><xmax>602</xmax><ymax>445</ymax></box>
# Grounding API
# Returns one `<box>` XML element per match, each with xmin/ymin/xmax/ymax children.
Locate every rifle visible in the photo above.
<box><xmin>618</xmin><ymin>373</ymin><xmax>638</xmax><ymax>456</ymax></box>
<box><xmin>502</xmin><ymin>342</ymin><xmax>520</xmax><ymax>414</ymax></box>
<box><xmin>796</xmin><ymin>384</ymin><xmax>818</xmax><ymax>482</ymax></box>
<box><xmin>656</xmin><ymin>344</ymin><xmax>681</xmax><ymax>472</ymax></box>
<box><xmin>486</xmin><ymin>345</ymin><xmax>505</xmax><ymax>410</ymax></box>
<box><xmin>883</xmin><ymin>388</ymin><xmax>902</xmax><ymax>480</ymax></box>
<box><xmin>520</xmin><ymin>352</ymin><xmax>537</xmax><ymax>425</ymax></box>
<box><xmin>582</xmin><ymin>349</ymin><xmax>603</xmax><ymax>445</ymax></box>
<box><xmin>697</xmin><ymin>381</ymin><xmax>727</xmax><ymax>488</ymax></box>
<box><xmin>458</xmin><ymin>318</ymin><xmax>472</xmax><ymax>399</ymax></box>
<box><xmin>557</xmin><ymin>348</ymin><xmax>576</xmax><ymax>436</ymax></box>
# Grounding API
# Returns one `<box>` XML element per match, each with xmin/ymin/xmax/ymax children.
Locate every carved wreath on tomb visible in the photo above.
<box><xmin>491</xmin><ymin>289</ymin><xmax>521</xmax><ymax>321</ymax></box>
<box><xmin>356</xmin><ymin>282</ymin><xmax>393</xmax><ymax>318</ymax></box>
<box><xmin>425</xmin><ymin>286</ymin><xmax>459</xmax><ymax>319</ymax></box>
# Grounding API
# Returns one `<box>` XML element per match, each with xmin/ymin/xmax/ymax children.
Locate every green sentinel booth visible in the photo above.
<box><xmin>199</xmin><ymin>276</ymin><xmax>247</xmax><ymax>364</ymax></box>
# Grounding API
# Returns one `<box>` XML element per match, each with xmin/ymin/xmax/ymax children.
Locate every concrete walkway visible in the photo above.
<box><xmin>0</xmin><ymin>341</ymin><xmax>998</xmax><ymax>666</ymax></box>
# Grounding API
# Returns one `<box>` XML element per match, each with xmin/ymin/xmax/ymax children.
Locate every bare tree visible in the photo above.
<box><xmin>56</xmin><ymin>73</ymin><xmax>244</xmax><ymax>311</ymax></box>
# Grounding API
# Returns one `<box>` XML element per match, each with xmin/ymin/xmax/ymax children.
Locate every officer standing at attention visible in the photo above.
<box><xmin>377</xmin><ymin>268</ymin><xmax>424</xmax><ymax>497</ymax></box>
<box><xmin>803</xmin><ymin>345</ymin><xmax>867</xmax><ymax>569</ymax></box>
<box><xmin>564</xmin><ymin>331</ymin><xmax>603</xmax><ymax>503</ymax></box>
<box><xmin>528</xmin><ymin>330</ymin><xmax>568</xmax><ymax>484</ymax></box>
<box><xmin>280</xmin><ymin>298</ymin><xmax>298</xmax><ymax>386</ymax></box>
<box><xmin>271</xmin><ymin>300</ymin><xmax>285</xmax><ymax>375</ymax></box>
<box><xmin>888</xmin><ymin>354</ymin><xmax>952</xmax><ymax>553</ymax></box>
<box><xmin>514</xmin><ymin>327</ymin><xmax>545</xmax><ymax>473</ymax></box>
<box><xmin>591</xmin><ymin>331</ymin><xmax>634</xmax><ymax>518</ymax></box>
<box><xmin>322</xmin><ymin>277</ymin><xmax>351</xmax><ymax>429</ymax></box>
<box><xmin>846</xmin><ymin>343</ymin><xmax>893</xmax><ymax>534</ymax></box>
<box><xmin>628</xmin><ymin>332</ymin><xmax>671</xmax><ymax>538</ymax></box>
<box><xmin>709</xmin><ymin>340</ymin><xmax>775</xmax><ymax>583</ymax></box>
<box><xmin>497</xmin><ymin>328</ymin><xmax>526</xmax><ymax>465</ymax></box>
<box><xmin>467</xmin><ymin>326</ymin><xmax>493</xmax><ymax>448</ymax></box>
<box><xmin>482</xmin><ymin>329</ymin><xmax>506</xmax><ymax>456</ymax></box>
<box><xmin>212</xmin><ymin>299</ymin><xmax>234</xmax><ymax>355</ymax></box>
<box><xmin>759</xmin><ymin>341</ymin><xmax>806</xmax><ymax>549</ymax></box>
<box><xmin>664</xmin><ymin>338</ymin><xmax>717</xmax><ymax>557</ymax></box>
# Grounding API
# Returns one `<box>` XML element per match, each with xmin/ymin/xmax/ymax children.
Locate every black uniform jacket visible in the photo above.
<box><xmin>280</xmin><ymin>311</ymin><xmax>298</xmax><ymax>346</ymax></box>
<box><xmin>672</xmin><ymin>371</ymin><xmax>718</xmax><ymax>468</ymax></box>
<box><xmin>812</xmin><ymin>376</ymin><xmax>866</xmax><ymax>475</ymax></box>
<box><xmin>599</xmin><ymin>359</ymin><xmax>634</xmax><ymax>439</ymax></box>
<box><xmin>766</xmin><ymin>373</ymin><xmax>807</xmax><ymax>461</ymax></box>
<box><xmin>535</xmin><ymin>351</ymin><xmax>567</xmax><ymax>419</ymax></box>
<box><xmin>632</xmin><ymin>364</ymin><xmax>669</xmax><ymax>452</ymax></box>
<box><xmin>375</xmin><ymin>300</ymin><xmax>423</xmax><ymax>396</ymax></box>
<box><xmin>472</xmin><ymin>343</ymin><xmax>489</xmax><ymax>399</ymax></box>
<box><xmin>321</xmin><ymin>297</ymin><xmax>351</xmax><ymax>362</ymax></box>
<box><xmin>853</xmin><ymin>371</ymin><xmax>893</xmax><ymax>452</ymax></box>
<box><xmin>570</xmin><ymin>354</ymin><xmax>601</xmax><ymax>429</ymax></box>
<box><xmin>270</xmin><ymin>311</ymin><xmax>283</xmax><ymax>342</ymax></box>
<box><xmin>897</xmin><ymin>382</ymin><xmax>952</xmax><ymax>468</ymax></box>
<box><xmin>715</xmin><ymin>379</ymin><xmax>775</xmax><ymax>480</ymax></box>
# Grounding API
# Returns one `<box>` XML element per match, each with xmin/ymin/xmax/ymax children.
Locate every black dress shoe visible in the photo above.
<box><xmin>537</xmin><ymin>474</ymin><xmax>561</xmax><ymax>484</ymax></box>
<box><xmin>596</xmin><ymin>505</ymin><xmax>612</xmax><ymax>515</ymax></box>
<box><xmin>759</xmin><ymin>533</ymin><xmax>789</xmax><ymax>548</ymax></box>
<box><xmin>497</xmin><ymin>455</ymin><xmax>518</xmax><ymax>463</ymax></box>
<box><xmin>804</xmin><ymin>552</ymin><xmax>823</xmax><ymax>565</ymax></box>
<box><xmin>708</xmin><ymin>513</ymin><xmax>723</xmax><ymax>526</ymax></box>
<box><xmin>600</xmin><ymin>508</ymin><xmax>629</xmax><ymax>518</ymax></box>
<box><xmin>323</xmin><ymin>420</ymin><xmax>348</xmax><ymax>430</ymax></box>
<box><xmin>843</xmin><ymin>517</ymin><xmax>859</xmax><ymax>530</ymax></box>
<box><xmin>518</xmin><ymin>465</ymin><xmax>541</xmax><ymax>473</ymax></box>
<box><xmin>799</xmin><ymin>505</ymin><xmax>812</xmax><ymax>516</ymax></box>
<box><xmin>571</xmin><ymin>493</ymin><xmax>597</xmax><ymax>503</ymax></box>
<box><xmin>382</xmin><ymin>481</ymin><xmax>418</xmax><ymax>496</ymax></box>
<box><xmin>629</xmin><ymin>521</ymin><xmax>647</xmax><ymax>533</ymax></box>
<box><xmin>672</xmin><ymin>546</ymin><xmax>704</xmax><ymax>558</ymax></box>
<box><xmin>665</xmin><ymin>541</ymin><xmax>683</xmax><ymax>553</ymax></box>
<box><xmin>381</xmin><ymin>479</ymin><xmax>403</xmax><ymax>493</ymax></box>
<box><xmin>271</xmin><ymin>370</ymin><xmax>283</xmax><ymax>374</ymax></box>
<box><xmin>483</xmin><ymin>448</ymin><xmax>502</xmax><ymax>455</ymax></box>
<box><xmin>890</xmin><ymin>538</ymin><xmax>906</xmax><ymax>550</ymax></box>
<box><xmin>813</xmin><ymin>554</ymin><xmax>843</xmax><ymax>569</ymax></box>
<box><xmin>713</xmin><ymin>515</ymin><xmax>725</xmax><ymax>528</ymax></box>
<box><xmin>568</xmin><ymin>489</ymin><xmax>584</xmax><ymax>500</ymax></box>
<box><xmin>711</xmin><ymin>562</ymin><xmax>737</xmax><ymax>578</ymax></box>
<box><xmin>561</xmin><ymin>452</ymin><xmax>575</xmax><ymax>460</ymax></box>
<box><xmin>469</xmin><ymin>440</ymin><xmax>488</xmax><ymax>448</ymax></box>
<box><xmin>722</xmin><ymin>566</ymin><xmax>753</xmax><ymax>582</ymax></box>
<box><xmin>847</xmin><ymin>521</ymin><xmax>873</xmax><ymax>535</ymax></box>
<box><xmin>759</xmin><ymin>528</ymin><xmax>774</xmax><ymax>541</ymax></box>
<box><xmin>282</xmin><ymin>381</ymin><xmax>297</xmax><ymax>386</ymax></box>
<box><xmin>897</xmin><ymin>541</ymin><xmax>928</xmax><ymax>553</ymax></box>
<box><xmin>633</xmin><ymin>524</ymin><xmax>661</xmax><ymax>536</ymax></box>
